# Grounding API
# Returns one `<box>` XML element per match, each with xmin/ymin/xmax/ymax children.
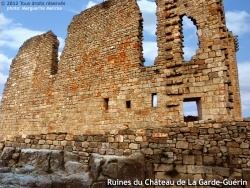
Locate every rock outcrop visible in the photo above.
<box><xmin>0</xmin><ymin>148</ymin><xmax>151</xmax><ymax>188</ymax></box>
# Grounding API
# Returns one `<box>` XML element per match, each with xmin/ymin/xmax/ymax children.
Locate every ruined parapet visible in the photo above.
<box><xmin>156</xmin><ymin>0</ymin><xmax>242</xmax><ymax>120</ymax></box>
<box><xmin>59</xmin><ymin>0</ymin><xmax>143</xmax><ymax>74</ymax></box>
<box><xmin>0</xmin><ymin>31</ymin><xmax>59</xmax><ymax>140</ymax></box>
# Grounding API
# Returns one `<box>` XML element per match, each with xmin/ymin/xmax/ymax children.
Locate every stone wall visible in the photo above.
<box><xmin>1</xmin><ymin>120</ymin><xmax>249</xmax><ymax>187</ymax></box>
<box><xmin>0</xmin><ymin>0</ymin><xmax>242</xmax><ymax>141</ymax></box>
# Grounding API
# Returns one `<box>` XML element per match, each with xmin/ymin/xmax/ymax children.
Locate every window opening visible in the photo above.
<box><xmin>104</xmin><ymin>98</ymin><xmax>109</xmax><ymax>110</ymax></box>
<box><xmin>152</xmin><ymin>93</ymin><xmax>157</xmax><ymax>107</ymax></box>
<box><xmin>137</xmin><ymin>0</ymin><xmax>158</xmax><ymax>66</ymax></box>
<box><xmin>181</xmin><ymin>15</ymin><xmax>199</xmax><ymax>61</ymax></box>
<box><xmin>183</xmin><ymin>98</ymin><xmax>202</xmax><ymax>122</ymax></box>
<box><xmin>126</xmin><ymin>100</ymin><xmax>131</xmax><ymax>108</ymax></box>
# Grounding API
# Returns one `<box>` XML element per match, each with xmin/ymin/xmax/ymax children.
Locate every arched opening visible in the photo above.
<box><xmin>137</xmin><ymin>0</ymin><xmax>158</xmax><ymax>66</ymax></box>
<box><xmin>181</xmin><ymin>15</ymin><xmax>199</xmax><ymax>61</ymax></box>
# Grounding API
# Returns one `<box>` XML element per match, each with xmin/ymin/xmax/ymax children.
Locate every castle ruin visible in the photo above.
<box><xmin>0</xmin><ymin>0</ymin><xmax>242</xmax><ymax>140</ymax></box>
<box><xmin>0</xmin><ymin>0</ymin><xmax>249</xmax><ymax>187</ymax></box>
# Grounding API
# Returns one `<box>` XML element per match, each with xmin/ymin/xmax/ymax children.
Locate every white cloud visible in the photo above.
<box><xmin>137</xmin><ymin>0</ymin><xmax>156</xmax><ymax>14</ymax></box>
<box><xmin>86</xmin><ymin>0</ymin><xmax>103</xmax><ymax>9</ymax></box>
<box><xmin>142</xmin><ymin>41</ymin><xmax>157</xmax><ymax>66</ymax></box>
<box><xmin>0</xmin><ymin>72</ymin><xmax>8</xmax><ymax>84</ymax></box>
<box><xmin>58</xmin><ymin>37</ymin><xmax>65</xmax><ymax>51</ymax></box>
<box><xmin>0</xmin><ymin>53</ymin><xmax>11</xmax><ymax>87</ymax></box>
<box><xmin>226</xmin><ymin>11</ymin><xmax>250</xmax><ymax>35</ymax></box>
<box><xmin>0</xmin><ymin>13</ymin><xmax>65</xmax><ymax>50</ymax></box>
<box><xmin>137</xmin><ymin>0</ymin><xmax>157</xmax><ymax>66</ymax></box>
<box><xmin>182</xmin><ymin>16</ymin><xmax>198</xmax><ymax>38</ymax></box>
<box><xmin>0</xmin><ymin>13</ymin><xmax>65</xmax><ymax>101</ymax></box>
<box><xmin>0</xmin><ymin>53</ymin><xmax>11</xmax><ymax>71</ymax></box>
<box><xmin>0</xmin><ymin>27</ymin><xmax>44</xmax><ymax>49</ymax></box>
<box><xmin>183</xmin><ymin>46</ymin><xmax>196</xmax><ymax>61</ymax></box>
<box><xmin>0</xmin><ymin>14</ymin><xmax>11</xmax><ymax>27</ymax></box>
<box><xmin>182</xmin><ymin>16</ymin><xmax>199</xmax><ymax>61</ymax></box>
<box><xmin>138</xmin><ymin>0</ymin><xmax>157</xmax><ymax>36</ymax></box>
<box><xmin>182</xmin><ymin>16</ymin><xmax>196</xmax><ymax>30</ymax></box>
<box><xmin>86</xmin><ymin>1</ymin><xmax>97</xmax><ymax>9</ymax></box>
<box><xmin>0</xmin><ymin>13</ymin><xmax>44</xmax><ymax>49</ymax></box>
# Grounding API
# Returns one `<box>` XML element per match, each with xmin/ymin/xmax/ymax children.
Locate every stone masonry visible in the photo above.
<box><xmin>0</xmin><ymin>0</ymin><xmax>248</xmax><ymax>187</ymax></box>
<box><xmin>0</xmin><ymin>120</ymin><xmax>250</xmax><ymax>187</ymax></box>
<box><xmin>0</xmin><ymin>0</ymin><xmax>242</xmax><ymax>140</ymax></box>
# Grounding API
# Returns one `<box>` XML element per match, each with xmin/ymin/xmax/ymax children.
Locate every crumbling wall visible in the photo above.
<box><xmin>0</xmin><ymin>31</ymin><xmax>59</xmax><ymax>140</ymax></box>
<box><xmin>156</xmin><ymin>0</ymin><xmax>242</xmax><ymax>120</ymax></box>
<box><xmin>0</xmin><ymin>120</ymin><xmax>249</xmax><ymax>187</ymax></box>
<box><xmin>0</xmin><ymin>0</ymin><xmax>242</xmax><ymax>141</ymax></box>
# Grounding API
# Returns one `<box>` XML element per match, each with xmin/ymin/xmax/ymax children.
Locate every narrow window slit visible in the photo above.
<box><xmin>181</xmin><ymin>15</ymin><xmax>199</xmax><ymax>61</ymax></box>
<box><xmin>137</xmin><ymin>0</ymin><xmax>158</xmax><ymax>66</ymax></box>
<box><xmin>126</xmin><ymin>100</ymin><xmax>131</xmax><ymax>109</ymax></box>
<box><xmin>152</xmin><ymin>93</ymin><xmax>158</xmax><ymax>107</ymax></box>
<box><xmin>104</xmin><ymin>98</ymin><xmax>109</xmax><ymax>110</ymax></box>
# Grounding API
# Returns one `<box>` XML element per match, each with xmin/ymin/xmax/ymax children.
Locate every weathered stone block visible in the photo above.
<box><xmin>154</xmin><ymin>164</ymin><xmax>173</xmax><ymax>172</ymax></box>
<box><xmin>118</xmin><ymin>142</ymin><xmax>128</xmax><ymax>149</ymax></box>
<box><xmin>65</xmin><ymin>161</ymin><xmax>89</xmax><ymax>174</ymax></box>
<box><xmin>106</xmin><ymin>149</ymin><xmax>115</xmax><ymax>155</ymax></box>
<box><xmin>103</xmin><ymin>162</ymin><xmax>118</xmax><ymax>179</ymax></box>
<box><xmin>228</xmin><ymin>148</ymin><xmax>242</xmax><ymax>155</ymax></box>
<box><xmin>24</xmin><ymin>139</ymin><xmax>31</xmax><ymax>144</ymax></box>
<box><xmin>175</xmin><ymin>165</ymin><xmax>187</xmax><ymax>173</ymax></box>
<box><xmin>141</xmin><ymin>148</ymin><xmax>153</xmax><ymax>155</ymax></box>
<box><xmin>243</xmin><ymin>169</ymin><xmax>250</xmax><ymax>180</ymax></box>
<box><xmin>38</xmin><ymin>140</ymin><xmax>46</xmax><ymax>145</ymax></box>
<box><xmin>240</xmin><ymin>142</ymin><xmax>249</xmax><ymax>149</ymax></box>
<box><xmin>129</xmin><ymin>143</ymin><xmax>139</xmax><ymax>150</ymax></box>
<box><xmin>117</xmin><ymin>153</ymin><xmax>145</xmax><ymax>181</ymax></box>
<box><xmin>18</xmin><ymin>149</ymin><xmax>51</xmax><ymax>172</ymax></box>
<box><xmin>123</xmin><ymin>149</ymin><xmax>132</xmax><ymax>155</ymax></box>
<box><xmin>213</xmin><ymin>166</ymin><xmax>230</xmax><ymax>177</ymax></box>
<box><xmin>46</xmin><ymin>134</ymin><xmax>57</xmax><ymax>140</ymax></box>
<box><xmin>56</xmin><ymin>134</ymin><xmax>66</xmax><ymax>141</ymax></box>
<box><xmin>64</xmin><ymin>151</ymin><xmax>79</xmax><ymax>162</ymax></box>
<box><xmin>73</xmin><ymin>135</ymin><xmax>87</xmax><ymax>142</ymax></box>
<box><xmin>135</xmin><ymin>136</ymin><xmax>143</xmax><ymax>142</ymax></box>
<box><xmin>12</xmin><ymin>153</ymin><xmax>20</xmax><ymax>160</ymax></box>
<box><xmin>183</xmin><ymin>155</ymin><xmax>195</xmax><ymax>165</ymax></box>
<box><xmin>226</xmin><ymin>141</ymin><xmax>240</xmax><ymax>148</ymax></box>
<box><xmin>0</xmin><ymin>147</ymin><xmax>15</xmax><ymax>160</ymax></box>
<box><xmin>208</xmin><ymin>146</ymin><xmax>220</xmax><ymax>154</ymax></box>
<box><xmin>50</xmin><ymin>150</ymin><xmax>64</xmax><ymax>172</ymax></box>
<box><xmin>115</xmin><ymin>135</ymin><xmax>124</xmax><ymax>143</ymax></box>
<box><xmin>187</xmin><ymin>165</ymin><xmax>212</xmax><ymax>174</ymax></box>
<box><xmin>115</xmin><ymin>149</ymin><xmax>124</xmax><ymax>156</ymax></box>
<box><xmin>176</xmin><ymin>141</ymin><xmax>188</xmax><ymax>149</ymax></box>
<box><xmin>65</xmin><ymin>134</ymin><xmax>74</xmax><ymax>141</ymax></box>
<box><xmin>203</xmin><ymin>156</ymin><xmax>215</xmax><ymax>166</ymax></box>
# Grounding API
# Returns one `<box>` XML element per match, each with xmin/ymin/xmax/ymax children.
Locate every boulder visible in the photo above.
<box><xmin>50</xmin><ymin>150</ymin><xmax>64</xmax><ymax>172</ymax></box>
<box><xmin>64</xmin><ymin>161</ymin><xmax>89</xmax><ymax>174</ymax></box>
<box><xmin>64</xmin><ymin>151</ymin><xmax>79</xmax><ymax>162</ymax></box>
<box><xmin>18</xmin><ymin>149</ymin><xmax>51</xmax><ymax>172</ymax></box>
<box><xmin>0</xmin><ymin>147</ymin><xmax>15</xmax><ymax>160</ymax></box>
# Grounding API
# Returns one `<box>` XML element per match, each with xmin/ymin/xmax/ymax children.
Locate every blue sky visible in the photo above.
<box><xmin>0</xmin><ymin>0</ymin><xmax>249</xmax><ymax>117</ymax></box>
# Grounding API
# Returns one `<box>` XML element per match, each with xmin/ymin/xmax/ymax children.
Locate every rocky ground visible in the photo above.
<box><xmin>0</xmin><ymin>148</ymin><xmax>148</xmax><ymax>188</ymax></box>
